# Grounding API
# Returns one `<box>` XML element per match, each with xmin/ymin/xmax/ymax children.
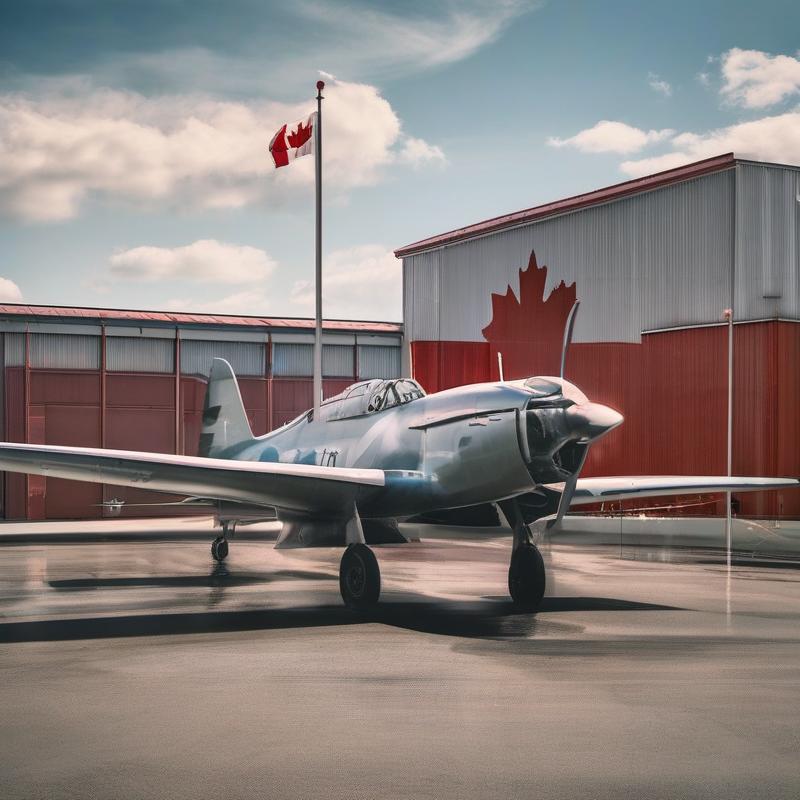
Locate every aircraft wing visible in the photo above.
<box><xmin>544</xmin><ymin>476</ymin><xmax>800</xmax><ymax>506</ymax></box>
<box><xmin>0</xmin><ymin>442</ymin><xmax>384</xmax><ymax>516</ymax></box>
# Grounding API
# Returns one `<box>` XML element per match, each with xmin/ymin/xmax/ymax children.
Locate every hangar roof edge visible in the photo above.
<box><xmin>394</xmin><ymin>152</ymin><xmax>737</xmax><ymax>258</ymax></box>
<box><xmin>0</xmin><ymin>304</ymin><xmax>402</xmax><ymax>334</ymax></box>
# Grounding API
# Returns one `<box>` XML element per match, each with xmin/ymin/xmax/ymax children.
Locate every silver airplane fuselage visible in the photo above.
<box><xmin>220</xmin><ymin>376</ymin><xmax>623</xmax><ymax>519</ymax></box>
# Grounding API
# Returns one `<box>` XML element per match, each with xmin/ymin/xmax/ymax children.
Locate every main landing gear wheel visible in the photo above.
<box><xmin>339</xmin><ymin>543</ymin><xmax>380</xmax><ymax>610</ymax></box>
<box><xmin>211</xmin><ymin>536</ymin><xmax>229</xmax><ymax>562</ymax></box>
<box><xmin>508</xmin><ymin>543</ymin><xmax>546</xmax><ymax>610</ymax></box>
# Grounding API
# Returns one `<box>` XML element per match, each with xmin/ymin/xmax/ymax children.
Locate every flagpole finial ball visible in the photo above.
<box><xmin>316</xmin><ymin>80</ymin><xmax>325</xmax><ymax>92</ymax></box>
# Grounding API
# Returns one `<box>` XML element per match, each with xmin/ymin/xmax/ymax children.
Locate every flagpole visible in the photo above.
<box><xmin>313</xmin><ymin>80</ymin><xmax>324</xmax><ymax>419</ymax></box>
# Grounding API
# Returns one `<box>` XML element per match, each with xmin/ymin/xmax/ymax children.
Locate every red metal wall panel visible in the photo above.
<box><xmin>181</xmin><ymin>376</ymin><xmax>205</xmax><ymax>457</ymax></box>
<box><xmin>42</xmin><ymin>402</ymin><xmax>102</xmax><ymax>520</ymax></box>
<box><xmin>324</xmin><ymin>378</ymin><xmax>355</xmax><ymax>399</ymax></box>
<box><xmin>27</xmin><ymin>407</ymin><xmax>46</xmax><ymax>519</ymax></box>
<box><xmin>238</xmin><ymin>378</ymin><xmax>268</xmax><ymax>436</ymax></box>
<box><xmin>271</xmin><ymin>379</ymin><xmax>312</xmax><ymax>428</ymax></box>
<box><xmin>107</xmin><ymin>408</ymin><xmax>175</xmax><ymax>454</ymax></box>
<box><xmin>269</xmin><ymin>378</ymin><xmax>355</xmax><ymax>429</ymax></box>
<box><xmin>106</xmin><ymin>374</ymin><xmax>174</xmax><ymax>408</ymax></box>
<box><xmin>409</xmin><ymin>342</ymin><xmax>440</xmax><ymax>394</ymax></box>
<box><xmin>30</xmin><ymin>371</ymin><xmax>100</xmax><ymax>405</ymax></box>
<box><xmin>4</xmin><ymin>367</ymin><xmax>26</xmax><ymax>519</ymax></box>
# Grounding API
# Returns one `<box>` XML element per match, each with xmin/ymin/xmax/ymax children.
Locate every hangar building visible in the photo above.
<box><xmin>0</xmin><ymin>305</ymin><xmax>401</xmax><ymax>519</ymax></box>
<box><xmin>396</xmin><ymin>153</ymin><xmax>800</xmax><ymax>519</ymax></box>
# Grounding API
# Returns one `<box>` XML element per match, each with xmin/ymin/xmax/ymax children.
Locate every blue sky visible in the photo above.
<box><xmin>1</xmin><ymin>0</ymin><xmax>799</xmax><ymax>320</ymax></box>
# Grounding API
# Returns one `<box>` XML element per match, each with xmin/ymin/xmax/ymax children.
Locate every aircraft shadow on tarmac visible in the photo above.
<box><xmin>48</xmin><ymin>568</ymin><xmax>325</xmax><ymax>590</ymax></box>
<box><xmin>1</xmin><ymin>562</ymin><xmax>682</xmax><ymax>644</ymax></box>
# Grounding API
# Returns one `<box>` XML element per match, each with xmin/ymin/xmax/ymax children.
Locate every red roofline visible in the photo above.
<box><xmin>394</xmin><ymin>153</ymin><xmax>736</xmax><ymax>257</ymax></box>
<box><xmin>0</xmin><ymin>303</ymin><xmax>402</xmax><ymax>333</ymax></box>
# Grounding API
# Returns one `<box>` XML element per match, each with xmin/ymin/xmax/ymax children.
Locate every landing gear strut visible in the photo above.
<box><xmin>339</xmin><ymin>543</ymin><xmax>380</xmax><ymax>609</ymax></box>
<box><xmin>211</xmin><ymin>520</ymin><xmax>236</xmax><ymax>562</ymax></box>
<box><xmin>499</xmin><ymin>498</ymin><xmax>546</xmax><ymax>611</ymax></box>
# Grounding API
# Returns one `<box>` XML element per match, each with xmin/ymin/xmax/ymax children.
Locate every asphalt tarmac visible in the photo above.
<box><xmin>1</xmin><ymin>525</ymin><xmax>799</xmax><ymax>799</ymax></box>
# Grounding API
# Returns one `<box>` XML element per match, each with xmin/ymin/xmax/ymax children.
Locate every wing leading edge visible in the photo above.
<box><xmin>0</xmin><ymin>442</ymin><xmax>384</xmax><ymax>516</ymax></box>
<box><xmin>546</xmin><ymin>475</ymin><xmax>800</xmax><ymax>506</ymax></box>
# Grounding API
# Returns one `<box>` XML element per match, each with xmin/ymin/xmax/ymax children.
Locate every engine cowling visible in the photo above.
<box><xmin>520</xmin><ymin>377</ymin><xmax>622</xmax><ymax>484</ymax></box>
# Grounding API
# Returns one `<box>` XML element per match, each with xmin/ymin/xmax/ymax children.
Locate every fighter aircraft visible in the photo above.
<box><xmin>0</xmin><ymin>306</ymin><xmax>796</xmax><ymax>610</ymax></box>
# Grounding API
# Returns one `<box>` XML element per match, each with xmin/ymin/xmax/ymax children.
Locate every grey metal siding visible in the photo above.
<box><xmin>180</xmin><ymin>340</ymin><xmax>265</xmax><ymax>377</ymax></box>
<box><xmin>28</xmin><ymin>333</ymin><xmax>101</xmax><ymax>369</ymax></box>
<box><xmin>405</xmin><ymin>170</ymin><xmax>737</xmax><ymax>343</ymax></box>
<box><xmin>4</xmin><ymin>333</ymin><xmax>23</xmax><ymax>367</ymax></box>
<box><xmin>358</xmin><ymin>345</ymin><xmax>401</xmax><ymax>379</ymax></box>
<box><xmin>106</xmin><ymin>337</ymin><xmax>174</xmax><ymax>373</ymax></box>
<box><xmin>272</xmin><ymin>343</ymin><xmax>312</xmax><ymax>376</ymax></box>
<box><xmin>323</xmin><ymin>345</ymin><xmax>354</xmax><ymax>377</ymax></box>
<box><xmin>403</xmin><ymin>248</ymin><xmax>440</xmax><ymax>340</ymax></box>
<box><xmin>735</xmin><ymin>162</ymin><xmax>800</xmax><ymax>319</ymax></box>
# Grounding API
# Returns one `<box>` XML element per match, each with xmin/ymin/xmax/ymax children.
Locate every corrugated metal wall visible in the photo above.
<box><xmin>0</xmin><ymin>325</ymin><xmax>402</xmax><ymax>519</ymax></box>
<box><xmin>403</xmin><ymin>249</ymin><xmax>440</xmax><ymax>341</ymax></box>
<box><xmin>180</xmin><ymin>339</ymin><xmax>265</xmax><ymax>377</ymax></box>
<box><xmin>405</xmin><ymin>169</ymin><xmax>737</xmax><ymax>344</ymax></box>
<box><xmin>323</xmin><ymin>345</ymin><xmax>354</xmax><ymax>377</ymax></box>
<box><xmin>4</xmin><ymin>333</ymin><xmax>23</xmax><ymax>366</ymax></box>
<box><xmin>735</xmin><ymin>162</ymin><xmax>800</xmax><ymax>318</ymax></box>
<box><xmin>29</xmin><ymin>333</ymin><xmax>101</xmax><ymax>369</ymax></box>
<box><xmin>106</xmin><ymin>337</ymin><xmax>174</xmax><ymax>373</ymax></box>
<box><xmin>358</xmin><ymin>345</ymin><xmax>401</xmax><ymax>379</ymax></box>
<box><xmin>273</xmin><ymin>343</ymin><xmax>312</xmax><ymax>376</ymax></box>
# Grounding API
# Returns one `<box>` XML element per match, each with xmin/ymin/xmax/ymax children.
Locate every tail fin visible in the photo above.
<box><xmin>198</xmin><ymin>358</ymin><xmax>254</xmax><ymax>457</ymax></box>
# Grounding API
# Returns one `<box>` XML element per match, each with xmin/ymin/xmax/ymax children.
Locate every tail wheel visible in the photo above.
<box><xmin>508</xmin><ymin>543</ymin><xmax>546</xmax><ymax>610</ymax></box>
<box><xmin>211</xmin><ymin>536</ymin><xmax>229</xmax><ymax>562</ymax></box>
<box><xmin>339</xmin><ymin>544</ymin><xmax>381</xmax><ymax>609</ymax></box>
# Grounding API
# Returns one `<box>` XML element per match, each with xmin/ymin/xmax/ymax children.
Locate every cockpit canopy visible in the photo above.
<box><xmin>320</xmin><ymin>378</ymin><xmax>426</xmax><ymax>421</ymax></box>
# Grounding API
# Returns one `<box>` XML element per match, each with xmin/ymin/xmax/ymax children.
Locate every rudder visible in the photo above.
<box><xmin>198</xmin><ymin>358</ymin><xmax>254</xmax><ymax>457</ymax></box>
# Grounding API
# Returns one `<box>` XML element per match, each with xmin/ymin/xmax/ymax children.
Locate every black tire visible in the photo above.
<box><xmin>211</xmin><ymin>537</ymin><xmax>229</xmax><ymax>562</ymax></box>
<box><xmin>508</xmin><ymin>543</ymin><xmax>546</xmax><ymax>610</ymax></box>
<box><xmin>339</xmin><ymin>544</ymin><xmax>381</xmax><ymax>609</ymax></box>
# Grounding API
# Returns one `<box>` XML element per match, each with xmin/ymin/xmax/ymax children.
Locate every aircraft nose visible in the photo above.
<box><xmin>565</xmin><ymin>402</ymin><xmax>623</xmax><ymax>442</ymax></box>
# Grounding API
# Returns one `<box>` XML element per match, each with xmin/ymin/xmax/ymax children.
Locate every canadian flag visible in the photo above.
<box><xmin>268</xmin><ymin>113</ymin><xmax>316</xmax><ymax>168</ymax></box>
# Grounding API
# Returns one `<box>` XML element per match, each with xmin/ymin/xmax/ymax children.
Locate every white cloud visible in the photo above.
<box><xmin>697</xmin><ymin>71</ymin><xmax>711</xmax><ymax>87</ymax></box>
<box><xmin>164</xmin><ymin>289</ymin><xmax>270</xmax><ymax>315</ymax></box>
<box><xmin>290</xmin><ymin>244</ymin><xmax>401</xmax><ymax>321</ymax></box>
<box><xmin>397</xmin><ymin>137</ymin><xmax>447</xmax><ymax>168</ymax></box>
<box><xmin>648</xmin><ymin>72</ymin><xmax>672</xmax><ymax>97</ymax></box>
<box><xmin>620</xmin><ymin>111</ymin><xmax>800</xmax><ymax>176</ymax></box>
<box><xmin>109</xmin><ymin>240</ymin><xmax>276</xmax><ymax>284</ymax></box>
<box><xmin>160</xmin><ymin>243</ymin><xmax>401</xmax><ymax>321</ymax></box>
<box><xmin>721</xmin><ymin>48</ymin><xmax>800</xmax><ymax>108</ymax></box>
<box><xmin>296</xmin><ymin>0</ymin><xmax>535</xmax><ymax>75</ymax></box>
<box><xmin>0</xmin><ymin>277</ymin><xmax>23</xmax><ymax>302</ymax></box>
<box><xmin>0</xmin><ymin>77</ymin><xmax>444</xmax><ymax>221</ymax></box>
<box><xmin>547</xmin><ymin>120</ymin><xmax>674</xmax><ymax>154</ymax></box>
<box><xmin>67</xmin><ymin>2</ymin><xmax>536</xmax><ymax>96</ymax></box>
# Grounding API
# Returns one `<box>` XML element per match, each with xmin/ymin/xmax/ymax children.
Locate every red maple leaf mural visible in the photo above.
<box><xmin>287</xmin><ymin>118</ymin><xmax>313</xmax><ymax>149</ymax></box>
<box><xmin>481</xmin><ymin>250</ymin><xmax>576</xmax><ymax>379</ymax></box>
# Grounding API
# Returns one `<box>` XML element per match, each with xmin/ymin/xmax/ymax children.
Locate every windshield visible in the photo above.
<box><xmin>367</xmin><ymin>379</ymin><xmax>425</xmax><ymax>413</ymax></box>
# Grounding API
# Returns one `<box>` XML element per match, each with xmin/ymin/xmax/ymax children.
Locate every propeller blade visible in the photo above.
<box><xmin>548</xmin><ymin>443</ymin><xmax>588</xmax><ymax>530</ymax></box>
<box><xmin>560</xmin><ymin>300</ymin><xmax>580</xmax><ymax>380</ymax></box>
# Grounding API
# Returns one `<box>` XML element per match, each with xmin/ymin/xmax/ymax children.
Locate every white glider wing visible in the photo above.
<box><xmin>0</xmin><ymin>442</ymin><xmax>384</xmax><ymax>515</ymax></box>
<box><xmin>545</xmin><ymin>475</ymin><xmax>800</xmax><ymax>506</ymax></box>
